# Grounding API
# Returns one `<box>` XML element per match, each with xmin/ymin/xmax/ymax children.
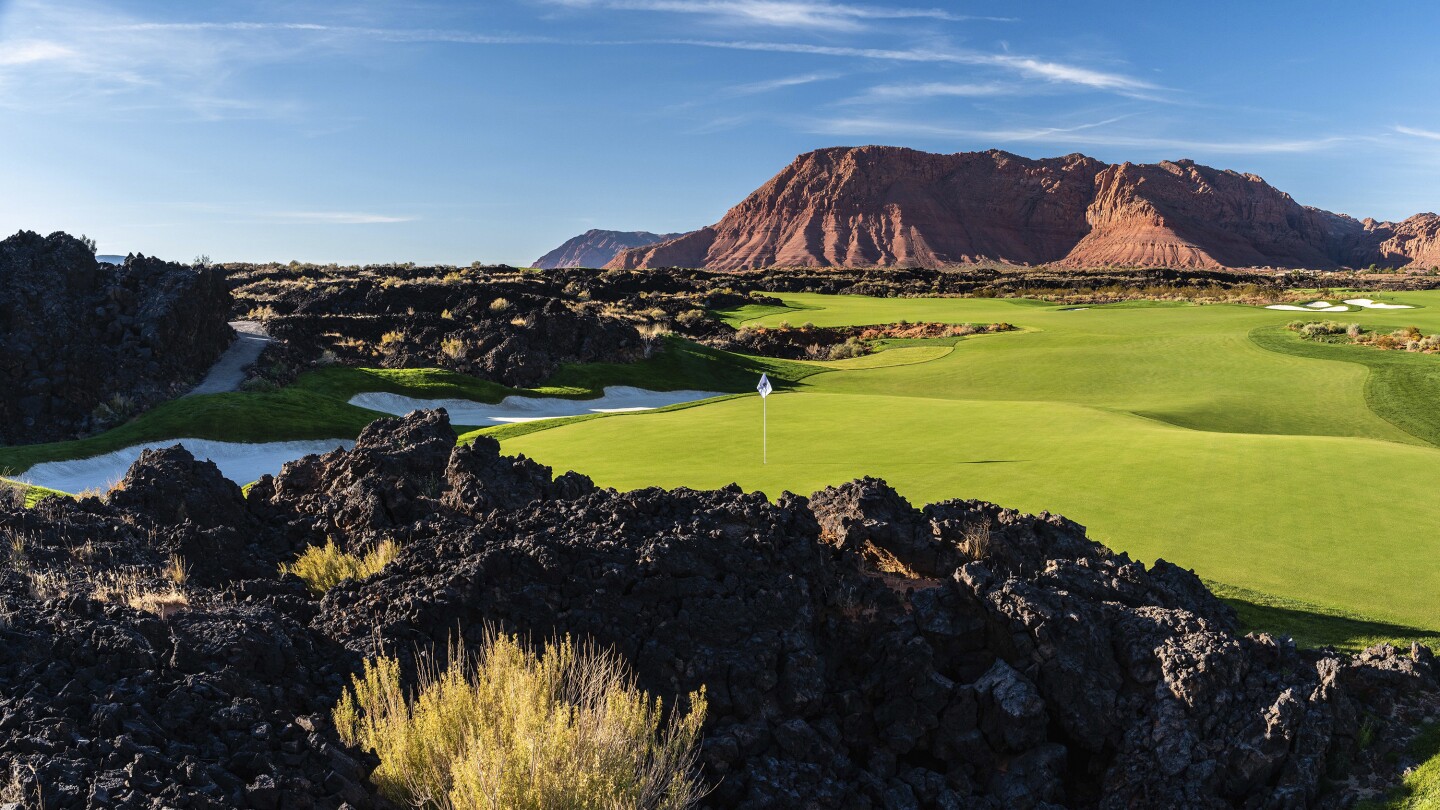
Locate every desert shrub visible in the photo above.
<box><xmin>379</xmin><ymin>330</ymin><xmax>407</xmax><ymax>350</ymax></box>
<box><xmin>675</xmin><ymin>309</ymin><xmax>707</xmax><ymax>327</ymax></box>
<box><xmin>1291</xmin><ymin>320</ymin><xmax>1350</xmax><ymax>338</ymax></box>
<box><xmin>959</xmin><ymin>519</ymin><xmax>993</xmax><ymax>561</ymax></box>
<box><xmin>489</xmin><ymin>297</ymin><xmax>511</xmax><ymax>313</ymax></box>
<box><xmin>334</xmin><ymin>631</ymin><xmax>707</xmax><ymax>810</ymax></box>
<box><xmin>826</xmin><ymin>337</ymin><xmax>869</xmax><ymax>361</ymax></box>
<box><xmin>281</xmin><ymin>539</ymin><xmax>398</xmax><ymax>594</ymax></box>
<box><xmin>441</xmin><ymin>337</ymin><xmax>466</xmax><ymax>361</ymax></box>
<box><xmin>247</xmin><ymin>305</ymin><xmax>278</xmax><ymax>320</ymax></box>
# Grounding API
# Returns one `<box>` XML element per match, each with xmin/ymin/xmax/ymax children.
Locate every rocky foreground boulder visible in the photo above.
<box><xmin>0</xmin><ymin>231</ymin><xmax>232</xmax><ymax>443</ymax></box>
<box><xmin>1</xmin><ymin>410</ymin><xmax>1436</xmax><ymax>808</ymax></box>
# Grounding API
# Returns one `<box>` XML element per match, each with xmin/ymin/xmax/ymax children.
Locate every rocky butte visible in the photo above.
<box><xmin>606</xmin><ymin>146</ymin><xmax>1440</xmax><ymax>271</ymax></box>
<box><xmin>533</xmin><ymin>228</ymin><xmax>685</xmax><ymax>269</ymax></box>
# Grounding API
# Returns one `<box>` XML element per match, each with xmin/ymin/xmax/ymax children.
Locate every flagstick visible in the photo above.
<box><xmin>763</xmin><ymin>395</ymin><xmax>767</xmax><ymax>465</ymax></box>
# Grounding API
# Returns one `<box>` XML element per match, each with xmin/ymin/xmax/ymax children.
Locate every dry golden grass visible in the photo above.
<box><xmin>441</xmin><ymin>337</ymin><xmax>466</xmax><ymax>361</ymax></box>
<box><xmin>281</xmin><ymin>538</ymin><xmax>398</xmax><ymax>593</ymax></box>
<box><xmin>335</xmin><ymin>631</ymin><xmax>707</xmax><ymax>810</ymax></box>
<box><xmin>92</xmin><ymin>569</ymin><xmax>190</xmax><ymax>618</ymax></box>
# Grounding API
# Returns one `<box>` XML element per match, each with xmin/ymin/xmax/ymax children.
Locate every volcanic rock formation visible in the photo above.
<box><xmin>607</xmin><ymin>146</ymin><xmax>1440</xmax><ymax>271</ymax></box>
<box><xmin>1</xmin><ymin>409</ymin><xmax>1435</xmax><ymax>808</ymax></box>
<box><xmin>533</xmin><ymin>229</ymin><xmax>686</xmax><ymax>269</ymax></box>
<box><xmin>0</xmin><ymin>231</ymin><xmax>233</xmax><ymax>444</ymax></box>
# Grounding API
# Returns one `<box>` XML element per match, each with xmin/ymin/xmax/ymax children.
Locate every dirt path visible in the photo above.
<box><xmin>187</xmin><ymin>321</ymin><xmax>272</xmax><ymax>396</ymax></box>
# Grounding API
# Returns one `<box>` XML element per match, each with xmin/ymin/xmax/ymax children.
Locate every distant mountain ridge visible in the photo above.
<box><xmin>533</xmin><ymin>229</ymin><xmax>685</xmax><ymax>269</ymax></box>
<box><xmin>606</xmin><ymin>146</ymin><xmax>1440</xmax><ymax>271</ymax></box>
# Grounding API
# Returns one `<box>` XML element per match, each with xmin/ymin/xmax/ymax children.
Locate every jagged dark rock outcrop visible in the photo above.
<box><xmin>0</xmin><ymin>231</ymin><xmax>232</xmax><ymax>443</ymax></box>
<box><xmin>229</xmin><ymin>264</ymin><xmax>650</xmax><ymax>388</ymax></box>
<box><xmin>4</xmin><ymin>410</ymin><xmax>1434</xmax><ymax>808</ymax></box>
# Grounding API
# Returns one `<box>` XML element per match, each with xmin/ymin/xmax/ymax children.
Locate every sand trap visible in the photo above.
<box><xmin>349</xmin><ymin>386</ymin><xmax>727</xmax><ymax>425</ymax></box>
<box><xmin>1343</xmin><ymin>298</ymin><xmax>1415</xmax><ymax>309</ymax></box>
<box><xmin>18</xmin><ymin>438</ymin><xmax>354</xmax><ymax>494</ymax></box>
<box><xmin>1272</xmin><ymin>301</ymin><xmax>1347</xmax><ymax>309</ymax></box>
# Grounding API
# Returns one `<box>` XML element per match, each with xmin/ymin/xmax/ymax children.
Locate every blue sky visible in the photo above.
<box><xmin>2</xmin><ymin>0</ymin><xmax>1439</xmax><ymax>265</ymax></box>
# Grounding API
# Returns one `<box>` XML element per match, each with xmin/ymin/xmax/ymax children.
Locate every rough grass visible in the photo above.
<box><xmin>281</xmin><ymin>539</ymin><xmax>398</xmax><ymax>593</ymax></box>
<box><xmin>334</xmin><ymin>632</ymin><xmax>707</xmax><ymax>809</ymax></box>
<box><xmin>1251</xmin><ymin>324</ymin><xmax>1440</xmax><ymax>447</ymax></box>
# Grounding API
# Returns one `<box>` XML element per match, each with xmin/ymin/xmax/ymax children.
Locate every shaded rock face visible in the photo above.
<box><xmin>533</xmin><ymin>229</ymin><xmax>686</xmax><ymax>269</ymax></box>
<box><xmin>2</xmin><ymin>410</ymin><xmax>1437</xmax><ymax>808</ymax></box>
<box><xmin>1369</xmin><ymin>214</ymin><xmax>1440</xmax><ymax>269</ymax></box>
<box><xmin>0</xmin><ymin>231</ymin><xmax>232</xmax><ymax>443</ymax></box>
<box><xmin>608</xmin><ymin>146</ymin><xmax>1440</xmax><ymax>271</ymax></box>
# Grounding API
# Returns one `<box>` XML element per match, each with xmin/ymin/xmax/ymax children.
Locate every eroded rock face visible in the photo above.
<box><xmin>0</xmin><ymin>231</ymin><xmax>232</xmax><ymax>443</ymax></box>
<box><xmin>607</xmin><ymin>146</ymin><xmax>1440</xmax><ymax>271</ymax></box>
<box><xmin>533</xmin><ymin>229</ymin><xmax>687</xmax><ymax>269</ymax></box>
<box><xmin>1</xmin><ymin>410</ymin><xmax>1436</xmax><ymax>808</ymax></box>
<box><xmin>610</xmin><ymin>148</ymin><xmax>1106</xmax><ymax>271</ymax></box>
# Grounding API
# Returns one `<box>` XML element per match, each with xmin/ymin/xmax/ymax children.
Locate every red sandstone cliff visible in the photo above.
<box><xmin>606</xmin><ymin>146</ymin><xmax>1432</xmax><ymax>271</ymax></box>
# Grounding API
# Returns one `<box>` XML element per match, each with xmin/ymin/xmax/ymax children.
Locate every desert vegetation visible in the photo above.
<box><xmin>334</xmin><ymin>631</ymin><xmax>707</xmax><ymax>809</ymax></box>
<box><xmin>281</xmin><ymin>538</ymin><xmax>399</xmax><ymax>593</ymax></box>
<box><xmin>1288</xmin><ymin>320</ymin><xmax>1440</xmax><ymax>352</ymax></box>
<box><xmin>724</xmin><ymin>320</ymin><xmax>1014</xmax><ymax>360</ymax></box>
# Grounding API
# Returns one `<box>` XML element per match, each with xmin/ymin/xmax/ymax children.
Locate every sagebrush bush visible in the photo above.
<box><xmin>334</xmin><ymin>631</ymin><xmax>708</xmax><ymax>810</ymax></box>
<box><xmin>1290</xmin><ymin>320</ymin><xmax>1351</xmax><ymax>338</ymax></box>
<box><xmin>281</xmin><ymin>539</ymin><xmax>398</xmax><ymax>593</ymax></box>
<box><xmin>826</xmin><ymin>337</ymin><xmax>869</xmax><ymax>361</ymax></box>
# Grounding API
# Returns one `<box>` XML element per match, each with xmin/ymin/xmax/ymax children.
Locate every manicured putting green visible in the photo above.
<box><xmin>504</xmin><ymin>291</ymin><xmax>1440</xmax><ymax>634</ymax></box>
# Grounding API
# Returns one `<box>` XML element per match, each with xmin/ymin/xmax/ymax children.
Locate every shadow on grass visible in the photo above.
<box><xmin>1206</xmin><ymin>580</ymin><xmax>1440</xmax><ymax>654</ymax></box>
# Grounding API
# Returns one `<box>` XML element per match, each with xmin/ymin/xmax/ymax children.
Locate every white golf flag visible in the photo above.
<box><xmin>757</xmin><ymin>373</ymin><xmax>772</xmax><ymax>398</ymax></box>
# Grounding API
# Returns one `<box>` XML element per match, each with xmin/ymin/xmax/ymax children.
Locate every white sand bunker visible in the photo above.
<box><xmin>1266</xmin><ymin>298</ymin><xmax>1415</xmax><ymax>312</ymax></box>
<box><xmin>349</xmin><ymin>386</ymin><xmax>727</xmax><ymax>425</ymax></box>
<box><xmin>1344</xmin><ymin>298</ymin><xmax>1415</xmax><ymax>309</ymax></box>
<box><xmin>18</xmin><ymin>438</ymin><xmax>354</xmax><ymax>494</ymax></box>
<box><xmin>1266</xmin><ymin>303</ymin><xmax>1350</xmax><ymax>312</ymax></box>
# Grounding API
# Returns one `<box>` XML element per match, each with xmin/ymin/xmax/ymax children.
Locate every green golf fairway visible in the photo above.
<box><xmin>505</xmin><ymin>291</ymin><xmax>1440</xmax><ymax>633</ymax></box>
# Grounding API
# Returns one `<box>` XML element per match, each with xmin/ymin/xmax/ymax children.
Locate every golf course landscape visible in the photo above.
<box><xmin>496</xmin><ymin>291</ymin><xmax>1440</xmax><ymax>648</ymax></box>
<box><xmin>7</xmin><ymin>288</ymin><xmax>1440</xmax><ymax>653</ymax></box>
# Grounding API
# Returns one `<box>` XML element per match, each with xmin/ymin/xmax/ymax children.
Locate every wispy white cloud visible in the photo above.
<box><xmin>265</xmin><ymin>211</ymin><xmax>415</xmax><ymax>225</ymax></box>
<box><xmin>0</xmin><ymin>1</ymin><xmax>319</xmax><ymax>118</ymax></box>
<box><xmin>0</xmin><ymin>40</ymin><xmax>76</xmax><ymax>66</ymax></box>
<box><xmin>1396</xmin><ymin>125</ymin><xmax>1440</xmax><ymax>142</ymax></box>
<box><xmin>723</xmin><ymin>71</ymin><xmax>839</xmax><ymax>96</ymax></box>
<box><xmin>805</xmin><ymin>115</ymin><xmax>1347</xmax><ymax>155</ymax></box>
<box><xmin>543</xmin><ymin>1</ymin><xmax>1013</xmax><ymax>32</ymax></box>
<box><xmin>850</xmin><ymin>80</ymin><xmax>1013</xmax><ymax>102</ymax></box>
<box><xmin>662</xmin><ymin>40</ymin><xmax>1159</xmax><ymax>96</ymax></box>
